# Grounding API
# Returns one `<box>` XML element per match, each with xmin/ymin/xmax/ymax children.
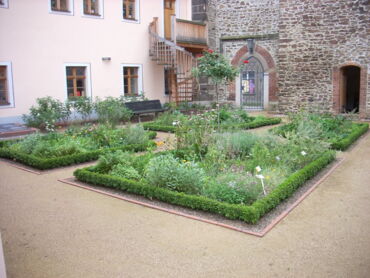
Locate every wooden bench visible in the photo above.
<box><xmin>124</xmin><ymin>100</ymin><xmax>166</xmax><ymax>122</ymax></box>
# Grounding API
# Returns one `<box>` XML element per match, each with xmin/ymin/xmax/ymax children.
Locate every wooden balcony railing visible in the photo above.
<box><xmin>173</xmin><ymin>18</ymin><xmax>208</xmax><ymax>46</ymax></box>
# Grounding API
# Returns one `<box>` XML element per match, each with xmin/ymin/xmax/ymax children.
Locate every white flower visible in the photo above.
<box><xmin>228</xmin><ymin>181</ymin><xmax>236</xmax><ymax>188</ymax></box>
<box><xmin>256</xmin><ymin>174</ymin><xmax>264</xmax><ymax>179</ymax></box>
<box><xmin>301</xmin><ymin>151</ymin><xmax>307</xmax><ymax>156</ymax></box>
<box><xmin>255</xmin><ymin>166</ymin><xmax>262</xmax><ymax>172</ymax></box>
<box><xmin>172</xmin><ymin>121</ymin><xmax>178</xmax><ymax>126</ymax></box>
<box><xmin>276</xmin><ymin>156</ymin><xmax>281</xmax><ymax>161</ymax></box>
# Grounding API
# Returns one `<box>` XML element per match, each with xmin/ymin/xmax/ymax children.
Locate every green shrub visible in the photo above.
<box><xmin>95</xmin><ymin>150</ymin><xmax>134</xmax><ymax>173</ymax></box>
<box><xmin>213</xmin><ymin>131</ymin><xmax>258</xmax><ymax>158</ymax></box>
<box><xmin>204</xmin><ymin>173</ymin><xmax>262</xmax><ymax>205</ymax></box>
<box><xmin>70</xmin><ymin>97</ymin><xmax>94</xmax><ymax>121</ymax></box>
<box><xmin>154</xmin><ymin>111</ymin><xmax>187</xmax><ymax>126</ymax></box>
<box><xmin>22</xmin><ymin>96</ymin><xmax>71</xmax><ymax>131</ymax></box>
<box><xmin>9</xmin><ymin>133</ymin><xmax>43</xmax><ymax>154</ymax></box>
<box><xmin>95</xmin><ymin>97</ymin><xmax>132</xmax><ymax>127</ymax></box>
<box><xmin>123</xmin><ymin>125</ymin><xmax>149</xmax><ymax>145</ymax></box>
<box><xmin>110</xmin><ymin>164</ymin><xmax>141</xmax><ymax>180</ymax></box>
<box><xmin>145</xmin><ymin>154</ymin><xmax>205</xmax><ymax>195</ymax></box>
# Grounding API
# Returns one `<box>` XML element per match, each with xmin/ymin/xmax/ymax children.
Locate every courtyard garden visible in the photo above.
<box><xmin>143</xmin><ymin>106</ymin><xmax>281</xmax><ymax>132</ymax></box>
<box><xmin>0</xmin><ymin>98</ymin><xmax>368</xmax><ymax>224</ymax></box>
<box><xmin>72</xmin><ymin>111</ymin><xmax>368</xmax><ymax>224</ymax></box>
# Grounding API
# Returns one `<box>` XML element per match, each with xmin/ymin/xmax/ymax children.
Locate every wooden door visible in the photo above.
<box><xmin>164</xmin><ymin>0</ymin><xmax>176</xmax><ymax>40</ymax></box>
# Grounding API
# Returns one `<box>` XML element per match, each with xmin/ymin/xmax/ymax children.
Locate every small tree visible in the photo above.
<box><xmin>192</xmin><ymin>50</ymin><xmax>238</xmax><ymax>127</ymax></box>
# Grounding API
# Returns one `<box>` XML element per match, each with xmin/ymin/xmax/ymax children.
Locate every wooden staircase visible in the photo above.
<box><xmin>149</xmin><ymin>18</ymin><xmax>196</xmax><ymax>104</ymax></box>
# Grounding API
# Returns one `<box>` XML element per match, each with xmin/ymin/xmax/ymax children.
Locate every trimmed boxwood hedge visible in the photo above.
<box><xmin>74</xmin><ymin>150</ymin><xmax>335</xmax><ymax>224</ymax></box>
<box><xmin>272</xmin><ymin>123</ymin><xmax>369</xmax><ymax>151</ymax></box>
<box><xmin>143</xmin><ymin>117</ymin><xmax>282</xmax><ymax>133</ymax></box>
<box><xmin>0</xmin><ymin>131</ymin><xmax>157</xmax><ymax>170</ymax></box>
<box><xmin>330</xmin><ymin>123</ymin><xmax>368</xmax><ymax>151</ymax></box>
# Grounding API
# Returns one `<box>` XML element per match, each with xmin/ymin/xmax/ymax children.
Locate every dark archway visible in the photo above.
<box><xmin>341</xmin><ymin>66</ymin><xmax>360</xmax><ymax>113</ymax></box>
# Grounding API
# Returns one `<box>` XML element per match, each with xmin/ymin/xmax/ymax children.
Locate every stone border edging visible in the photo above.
<box><xmin>58</xmin><ymin>157</ymin><xmax>344</xmax><ymax>237</ymax></box>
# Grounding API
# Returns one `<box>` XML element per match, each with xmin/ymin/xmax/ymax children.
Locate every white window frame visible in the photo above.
<box><xmin>122</xmin><ymin>0</ymin><xmax>140</xmax><ymax>24</ymax></box>
<box><xmin>81</xmin><ymin>0</ymin><xmax>104</xmax><ymax>19</ymax></box>
<box><xmin>121</xmin><ymin>64</ymin><xmax>143</xmax><ymax>96</ymax></box>
<box><xmin>49</xmin><ymin>0</ymin><xmax>74</xmax><ymax>16</ymax></box>
<box><xmin>0</xmin><ymin>0</ymin><xmax>9</xmax><ymax>9</ymax></box>
<box><xmin>0</xmin><ymin>62</ymin><xmax>15</xmax><ymax>109</ymax></box>
<box><xmin>63</xmin><ymin>63</ymin><xmax>92</xmax><ymax>101</ymax></box>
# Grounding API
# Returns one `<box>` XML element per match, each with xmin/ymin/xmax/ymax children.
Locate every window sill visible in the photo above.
<box><xmin>122</xmin><ymin>18</ymin><xmax>140</xmax><ymax>24</ymax></box>
<box><xmin>0</xmin><ymin>103</ymin><xmax>14</xmax><ymax>109</ymax></box>
<box><xmin>51</xmin><ymin>8</ymin><xmax>71</xmax><ymax>13</ymax></box>
<box><xmin>50</xmin><ymin>9</ymin><xmax>74</xmax><ymax>16</ymax></box>
<box><xmin>82</xmin><ymin>13</ymin><xmax>104</xmax><ymax>19</ymax></box>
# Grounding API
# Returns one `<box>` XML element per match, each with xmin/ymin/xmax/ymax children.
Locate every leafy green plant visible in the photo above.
<box><xmin>175</xmin><ymin>112</ymin><xmax>216</xmax><ymax>155</ymax></box>
<box><xmin>212</xmin><ymin>131</ymin><xmax>258</xmax><ymax>158</ymax></box>
<box><xmin>122</xmin><ymin>125</ymin><xmax>149</xmax><ymax>145</ymax></box>
<box><xmin>95</xmin><ymin>150</ymin><xmax>134</xmax><ymax>173</ymax></box>
<box><xmin>204</xmin><ymin>173</ymin><xmax>262</xmax><ymax>205</ymax></box>
<box><xmin>154</xmin><ymin>111</ymin><xmax>188</xmax><ymax>126</ymax></box>
<box><xmin>70</xmin><ymin>97</ymin><xmax>94</xmax><ymax>121</ymax></box>
<box><xmin>95</xmin><ymin>97</ymin><xmax>132</xmax><ymax>127</ymax></box>
<box><xmin>110</xmin><ymin>164</ymin><xmax>141</xmax><ymax>180</ymax></box>
<box><xmin>22</xmin><ymin>96</ymin><xmax>71</xmax><ymax>131</ymax></box>
<box><xmin>145</xmin><ymin>154</ymin><xmax>205</xmax><ymax>195</ymax></box>
<box><xmin>192</xmin><ymin>50</ymin><xmax>239</xmax><ymax>127</ymax></box>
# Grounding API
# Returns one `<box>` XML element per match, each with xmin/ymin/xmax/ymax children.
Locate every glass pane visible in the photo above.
<box><xmin>124</xmin><ymin>84</ymin><xmax>128</xmax><ymax>95</ymax></box>
<box><xmin>66</xmin><ymin>67</ymin><xmax>72</xmax><ymax>76</ymax></box>
<box><xmin>0</xmin><ymin>90</ymin><xmax>7</xmax><ymax>103</ymax></box>
<box><xmin>67</xmin><ymin>87</ymin><xmax>74</xmax><ymax>97</ymax></box>
<box><xmin>249</xmin><ymin>79</ymin><xmax>255</xmax><ymax>94</ymax></box>
<box><xmin>51</xmin><ymin>0</ymin><xmax>57</xmax><ymax>9</ymax></box>
<box><xmin>76</xmin><ymin>79</ymin><xmax>85</xmax><ymax>88</ymax></box>
<box><xmin>129</xmin><ymin>3</ymin><xmax>135</xmax><ymax>17</ymax></box>
<box><xmin>76</xmin><ymin>67</ymin><xmax>85</xmax><ymax>76</ymax></box>
<box><xmin>83</xmin><ymin>0</ymin><xmax>88</xmax><ymax>13</ymax></box>
<box><xmin>60</xmin><ymin>0</ymin><xmax>68</xmax><ymax>10</ymax></box>
<box><xmin>131</xmin><ymin>67</ymin><xmax>138</xmax><ymax>76</ymax></box>
<box><xmin>67</xmin><ymin>79</ymin><xmax>73</xmax><ymax>88</ymax></box>
<box><xmin>130</xmin><ymin>78</ymin><xmax>138</xmax><ymax>95</ymax></box>
<box><xmin>124</xmin><ymin>68</ymin><xmax>128</xmax><ymax>75</ymax></box>
<box><xmin>0</xmin><ymin>66</ymin><xmax>6</xmax><ymax>78</ymax></box>
<box><xmin>92</xmin><ymin>0</ymin><xmax>98</xmax><ymax>13</ymax></box>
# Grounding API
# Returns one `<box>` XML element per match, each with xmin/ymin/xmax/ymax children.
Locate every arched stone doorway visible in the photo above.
<box><xmin>240</xmin><ymin>57</ymin><xmax>265</xmax><ymax>109</ymax></box>
<box><xmin>333</xmin><ymin>63</ymin><xmax>367</xmax><ymax>117</ymax></box>
<box><xmin>230</xmin><ymin>45</ymin><xmax>277</xmax><ymax>109</ymax></box>
<box><xmin>340</xmin><ymin>66</ymin><xmax>360</xmax><ymax>113</ymax></box>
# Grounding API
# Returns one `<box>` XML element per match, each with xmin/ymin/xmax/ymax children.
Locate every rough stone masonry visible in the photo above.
<box><xmin>202</xmin><ymin>0</ymin><xmax>369</xmax><ymax>118</ymax></box>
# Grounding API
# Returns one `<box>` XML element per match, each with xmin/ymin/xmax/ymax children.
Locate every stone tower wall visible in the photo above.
<box><xmin>206</xmin><ymin>0</ymin><xmax>280</xmax><ymax>102</ymax></box>
<box><xmin>278</xmin><ymin>0</ymin><xmax>369</xmax><ymax>116</ymax></box>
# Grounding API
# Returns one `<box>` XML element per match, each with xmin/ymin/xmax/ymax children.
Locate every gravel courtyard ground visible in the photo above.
<box><xmin>0</xmin><ymin>131</ymin><xmax>369</xmax><ymax>278</ymax></box>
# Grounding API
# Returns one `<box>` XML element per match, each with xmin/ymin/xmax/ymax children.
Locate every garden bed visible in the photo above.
<box><xmin>73</xmin><ymin>151</ymin><xmax>335</xmax><ymax>224</ymax></box>
<box><xmin>0</xmin><ymin>125</ymin><xmax>157</xmax><ymax>170</ymax></box>
<box><xmin>271</xmin><ymin>112</ymin><xmax>369</xmax><ymax>151</ymax></box>
<box><xmin>73</xmin><ymin>114</ymin><xmax>339</xmax><ymax>224</ymax></box>
<box><xmin>63</xmin><ymin>156</ymin><xmax>342</xmax><ymax>235</ymax></box>
<box><xmin>143</xmin><ymin>109</ymin><xmax>282</xmax><ymax>133</ymax></box>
